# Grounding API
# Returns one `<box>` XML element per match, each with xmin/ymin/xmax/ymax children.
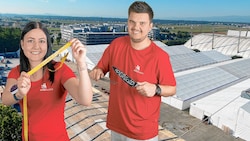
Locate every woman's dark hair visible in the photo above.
<box><xmin>128</xmin><ymin>1</ymin><xmax>154</xmax><ymax>22</ymax></box>
<box><xmin>19</xmin><ymin>21</ymin><xmax>55</xmax><ymax>83</ymax></box>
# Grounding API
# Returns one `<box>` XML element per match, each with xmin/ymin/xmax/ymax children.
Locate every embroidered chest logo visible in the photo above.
<box><xmin>133</xmin><ymin>65</ymin><xmax>144</xmax><ymax>74</ymax></box>
<box><xmin>40</xmin><ymin>83</ymin><xmax>53</xmax><ymax>92</ymax></box>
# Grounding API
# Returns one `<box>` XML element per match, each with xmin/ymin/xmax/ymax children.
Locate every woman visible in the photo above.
<box><xmin>2</xmin><ymin>21</ymin><xmax>93</xmax><ymax>141</ymax></box>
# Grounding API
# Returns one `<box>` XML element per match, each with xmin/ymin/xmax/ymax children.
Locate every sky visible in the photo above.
<box><xmin>0</xmin><ymin>0</ymin><xmax>250</xmax><ymax>21</ymax></box>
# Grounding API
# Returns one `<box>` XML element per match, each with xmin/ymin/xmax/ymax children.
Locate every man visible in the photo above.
<box><xmin>89</xmin><ymin>1</ymin><xmax>176</xmax><ymax>140</ymax></box>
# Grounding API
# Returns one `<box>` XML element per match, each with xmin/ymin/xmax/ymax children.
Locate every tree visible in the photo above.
<box><xmin>0</xmin><ymin>104</ymin><xmax>22</xmax><ymax>140</ymax></box>
<box><xmin>51</xmin><ymin>36</ymin><xmax>54</xmax><ymax>45</ymax></box>
<box><xmin>56</xmin><ymin>33</ymin><xmax>62</xmax><ymax>45</ymax></box>
<box><xmin>0</xmin><ymin>27</ymin><xmax>21</xmax><ymax>53</ymax></box>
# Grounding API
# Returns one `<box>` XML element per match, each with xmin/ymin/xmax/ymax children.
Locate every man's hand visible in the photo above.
<box><xmin>89</xmin><ymin>67</ymin><xmax>104</xmax><ymax>81</ymax></box>
<box><xmin>136</xmin><ymin>82</ymin><xmax>156</xmax><ymax>97</ymax></box>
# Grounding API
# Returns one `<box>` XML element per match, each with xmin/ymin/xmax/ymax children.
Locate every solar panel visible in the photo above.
<box><xmin>176</xmin><ymin>67</ymin><xmax>239</xmax><ymax>101</ymax></box>
<box><xmin>219</xmin><ymin>58</ymin><xmax>250</xmax><ymax>78</ymax></box>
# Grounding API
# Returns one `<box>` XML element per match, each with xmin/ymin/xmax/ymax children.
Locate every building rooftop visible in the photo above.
<box><xmin>1</xmin><ymin>32</ymin><xmax>249</xmax><ymax>140</ymax></box>
<box><xmin>65</xmin><ymin>62</ymin><xmax>185</xmax><ymax>141</ymax></box>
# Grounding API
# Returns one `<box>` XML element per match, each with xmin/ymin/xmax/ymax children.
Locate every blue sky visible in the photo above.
<box><xmin>0</xmin><ymin>0</ymin><xmax>250</xmax><ymax>20</ymax></box>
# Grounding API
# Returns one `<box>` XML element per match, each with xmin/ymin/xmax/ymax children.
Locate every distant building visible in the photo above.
<box><xmin>60</xmin><ymin>24</ymin><xmax>160</xmax><ymax>45</ymax></box>
<box><xmin>0</xmin><ymin>51</ymin><xmax>19</xmax><ymax>58</ymax></box>
<box><xmin>149</xmin><ymin>27</ymin><xmax>160</xmax><ymax>40</ymax></box>
<box><xmin>78</xmin><ymin>32</ymin><xmax>128</xmax><ymax>45</ymax></box>
<box><xmin>60</xmin><ymin>24</ymin><xmax>128</xmax><ymax>45</ymax></box>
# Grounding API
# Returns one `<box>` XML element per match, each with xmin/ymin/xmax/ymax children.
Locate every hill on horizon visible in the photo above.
<box><xmin>1</xmin><ymin>13</ymin><xmax>250</xmax><ymax>24</ymax></box>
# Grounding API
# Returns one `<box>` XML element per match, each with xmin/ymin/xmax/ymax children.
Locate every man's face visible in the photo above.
<box><xmin>127</xmin><ymin>12</ymin><xmax>153</xmax><ymax>43</ymax></box>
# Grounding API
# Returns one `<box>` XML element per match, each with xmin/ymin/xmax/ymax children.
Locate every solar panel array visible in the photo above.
<box><xmin>218</xmin><ymin>58</ymin><xmax>250</xmax><ymax>78</ymax></box>
<box><xmin>172</xmin><ymin>53</ymin><xmax>213</xmax><ymax>72</ymax></box>
<box><xmin>85</xmin><ymin>43</ymin><xmax>231</xmax><ymax>73</ymax></box>
<box><xmin>171</xmin><ymin>58</ymin><xmax>250</xmax><ymax>110</ymax></box>
<box><xmin>74</xmin><ymin>41</ymin><xmax>248</xmax><ymax>110</ymax></box>
<box><xmin>162</xmin><ymin>45</ymin><xmax>194</xmax><ymax>55</ymax></box>
<box><xmin>170</xmin><ymin>51</ymin><xmax>231</xmax><ymax>72</ymax></box>
<box><xmin>201</xmin><ymin>51</ymin><xmax>232</xmax><ymax>62</ymax></box>
<box><xmin>176</xmin><ymin>67</ymin><xmax>239</xmax><ymax>101</ymax></box>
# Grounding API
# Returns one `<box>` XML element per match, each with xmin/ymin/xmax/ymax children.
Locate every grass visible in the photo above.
<box><xmin>52</xmin><ymin>41</ymin><xmax>68</xmax><ymax>51</ymax></box>
<box><xmin>158</xmin><ymin>24</ymin><xmax>249</xmax><ymax>35</ymax></box>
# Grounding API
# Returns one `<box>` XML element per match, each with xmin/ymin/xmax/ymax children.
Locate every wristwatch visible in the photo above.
<box><xmin>10</xmin><ymin>84</ymin><xmax>20</xmax><ymax>101</ymax></box>
<box><xmin>155</xmin><ymin>84</ymin><xmax>161</xmax><ymax>96</ymax></box>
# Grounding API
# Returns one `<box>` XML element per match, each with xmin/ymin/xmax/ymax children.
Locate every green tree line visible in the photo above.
<box><xmin>0</xmin><ymin>27</ymin><xmax>21</xmax><ymax>53</ymax></box>
<box><xmin>0</xmin><ymin>26</ymin><xmax>62</xmax><ymax>53</ymax></box>
<box><xmin>157</xmin><ymin>29</ymin><xmax>191</xmax><ymax>46</ymax></box>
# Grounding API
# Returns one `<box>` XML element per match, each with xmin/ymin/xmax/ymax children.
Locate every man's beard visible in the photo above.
<box><xmin>130</xmin><ymin>35</ymin><xmax>148</xmax><ymax>43</ymax></box>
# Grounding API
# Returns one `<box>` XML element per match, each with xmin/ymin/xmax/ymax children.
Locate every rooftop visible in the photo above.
<box><xmin>65</xmin><ymin>62</ymin><xmax>185</xmax><ymax>141</ymax></box>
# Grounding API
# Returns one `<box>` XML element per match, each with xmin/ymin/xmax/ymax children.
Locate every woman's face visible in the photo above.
<box><xmin>21</xmin><ymin>28</ymin><xmax>47</xmax><ymax>63</ymax></box>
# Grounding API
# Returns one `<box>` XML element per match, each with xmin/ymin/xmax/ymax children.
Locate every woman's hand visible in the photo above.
<box><xmin>70</xmin><ymin>38</ymin><xmax>87</xmax><ymax>65</ymax></box>
<box><xmin>17</xmin><ymin>71</ymin><xmax>31</xmax><ymax>98</ymax></box>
